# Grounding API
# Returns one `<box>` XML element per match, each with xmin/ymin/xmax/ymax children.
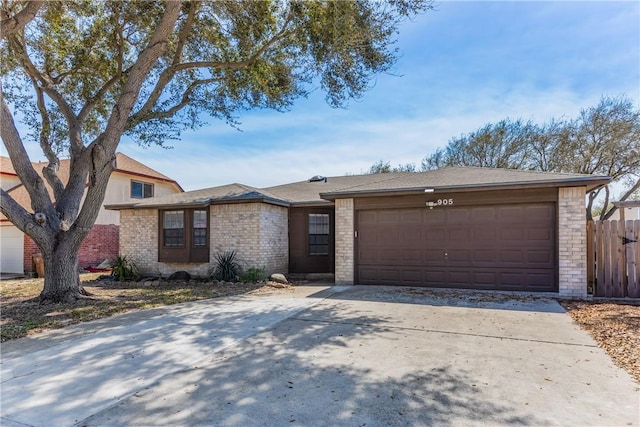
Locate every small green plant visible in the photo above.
<box><xmin>240</xmin><ymin>267</ymin><xmax>267</xmax><ymax>283</ymax></box>
<box><xmin>211</xmin><ymin>251</ymin><xmax>241</xmax><ymax>282</ymax></box>
<box><xmin>110</xmin><ymin>255</ymin><xmax>140</xmax><ymax>281</ymax></box>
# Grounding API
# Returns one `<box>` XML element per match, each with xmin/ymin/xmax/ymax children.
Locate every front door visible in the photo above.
<box><xmin>289</xmin><ymin>207</ymin><xmax>334</xmax><ymax>273</ymax></box>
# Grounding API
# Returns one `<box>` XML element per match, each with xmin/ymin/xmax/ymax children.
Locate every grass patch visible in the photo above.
<box><xmin>0</xmin><ymin>274</ymin><xmax>276</xmax><ymax>342</ymax></box>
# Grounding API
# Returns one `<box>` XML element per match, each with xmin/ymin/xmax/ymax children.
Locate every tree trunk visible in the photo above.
<box><xmin>39</xmin><ymin>237</ymin><xmax>89</xmax><ymax>303</ymax></box>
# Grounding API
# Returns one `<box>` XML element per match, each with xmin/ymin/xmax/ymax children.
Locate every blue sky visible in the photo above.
<box><xmin>7</xmin><ymin>1</ymin><xmax>640</xmax><ymax>191</ymax></box>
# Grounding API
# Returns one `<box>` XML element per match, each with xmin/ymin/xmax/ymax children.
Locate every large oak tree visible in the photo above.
<box><xmin>1</xmin><ymin>0</ymin><xmax>430</xmax><ymax>302</ymax></box>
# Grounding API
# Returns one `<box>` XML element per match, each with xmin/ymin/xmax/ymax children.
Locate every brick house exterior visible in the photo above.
<box><xmin>110</xmin><ymin>167</ymin><xmax>609</xmax><ymax>297</ymax></box>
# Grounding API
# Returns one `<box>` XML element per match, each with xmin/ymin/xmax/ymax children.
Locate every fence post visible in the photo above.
<box><xmin>586</xmin><ymin>220</ymin><xmax>595</xmax><ymax>294</ymax></box>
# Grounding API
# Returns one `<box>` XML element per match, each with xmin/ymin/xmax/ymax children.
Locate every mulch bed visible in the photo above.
<box><xmin>561</xmin><ymin>301</ymin><xmax>640</xmax><ymax>384</ymax></box>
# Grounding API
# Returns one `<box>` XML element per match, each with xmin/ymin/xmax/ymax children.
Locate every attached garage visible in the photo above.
<box><xmin>356</xmin><ymin>201</ymin><xmax>556</xmax><ymax>291</ymax></box>
<box><xmin>317</xmin><ymin>167</ymin><xmax>612</xmax><ymax>297</ymax></box>
<box><xmin>0</xmin><ymin>225</ymin><xmax>24</xmax><ymax>274</ymax></box>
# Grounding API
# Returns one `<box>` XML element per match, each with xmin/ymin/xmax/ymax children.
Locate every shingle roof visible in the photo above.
<box><xmin>264</xmin><ymin>167</ymin><xmax>609</xmax><ymax>203</ymax></box>
<box><xmin>263</xmin><ymin>173</ymin><xmax>405</xmax><ymax>205</ymax></box>
<box><xmin>0</xmin><ymin>156</ymin><xmax>17</xmax><ymax>176</ymax></box>
<box><xmin>108</xmin><ymin>166</ymin><xmax>611</xmax><ymax>210</ymax></box>
<box><xmin>114</xmin><ymin>153</ymin><xmax>182</xmax><ymax>189</ymax></box>
<box><xmin>318</xmin><ymin>167</ymin><xmax>610</xmax><ymax>199</ymax></box>
<box><xmin>106</xmin><ymin>183</ymin><xmax>289</xmax><ymax>209</ymax></box>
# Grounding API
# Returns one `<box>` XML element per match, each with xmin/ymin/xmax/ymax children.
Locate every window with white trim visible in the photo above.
<box><xmin>131</xmin><ymin>180</ymin><xmax>154</xmax><ymax>198</ymax></box>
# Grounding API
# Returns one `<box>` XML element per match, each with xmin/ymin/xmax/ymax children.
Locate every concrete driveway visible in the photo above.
<box><xmin>1</xmin><ymin>285</ymin><xmax>638</xmax><ymax>427</ymax></box>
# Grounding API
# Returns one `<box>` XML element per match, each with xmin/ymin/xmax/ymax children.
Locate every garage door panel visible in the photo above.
<box><xmin>448</xmin><ymin>249</ymin><xmax>471</xmax><ymax>263</ymax></box>
<box><xmin>527</xmin><ymin>227</ymin><xmax>552</xmax><ymax>241</ymax></box>
<box><xmin>527</xmin><ymin>250</ymin><xmax>553</xmax><ymax>265</ymax></box>
<box><xmin>474</xmin><ymin>250</ymin><xmax>497</xmax><ymax>263</ymax></box>
<box><xmin>357</xmin><ymin>203</ymin><xmax>556</xmax><ymax>292</ymax></box>
<box><xmin>401</xmin><ymin>210</ymin><xmax>422</xmax><ymax>223</ymax></box>
<box><xmin>425</xmin><ymin>270</ymin><xmax>446</xmax><ymax>283</ymax></box>
<box><xmin>424</xmin><ymin>249</ymin><xmax>445</xmax><ymax>263</ymax></box>
<box><xmin>500</xmin><ymin>227</ymin><xmax>524</xmax><ymax>240</ymax></box>
<box><xmin>448</xmin><ymin>228</ymin><xmax>471</xmax><ymax>241</ymax></box>
<box><xmin>423</xmin><ymin>210</ymin><xmax>446</xmax><ymax>224</ymax></box>
<box><xmin>379</xmin><ymin>211</ymin><xmax>400</xmax><ymax>224</ymax></box>
<box><xmin>473</xmin><ymin>227</ymin><xmax>496</xmax><ymax>241</ymax></box>
<box><xmin>447</xmin><ymin>209</ymin><xmax>470</xmax><ymax>223</ymax></box>
<box><xmin>401</xmin><ymin>249</ymin><xmax>422</xmax><ymax>263</ymax></box>
<box><xmin>471</xmin><ymin>207</ymin><xmax>497</xmax><ymax>222</ymax></box>
<box><xmin>379</xmin><ymin>248</ymin><xmax>399</xmax><ymax>263</ymax></box>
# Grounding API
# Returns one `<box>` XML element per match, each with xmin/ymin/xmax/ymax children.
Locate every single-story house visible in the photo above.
<box><xmin>0</xmin><ymin>153</ymin><xmax>182</xmax><ymax>274</ymax></box>
<box><xmin>107</xmin><ymin>167</ymin><xmax>610</xmax><ymax>297</ymax></box>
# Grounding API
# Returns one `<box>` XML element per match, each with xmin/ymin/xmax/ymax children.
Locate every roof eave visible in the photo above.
<box><xmin>320</xmin><ymin>177</ymin><xmax>612</xmax><ymax>200</ymax></box>
<box><xmin>106</xmin><ymin>196</ymin><xmax>290</xmax><ymax>210</ymax></box>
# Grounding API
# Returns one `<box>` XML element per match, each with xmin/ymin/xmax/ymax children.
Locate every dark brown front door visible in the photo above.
<box><xmin>356</xmin><ymin>203</ymin><xmax>556</xmax><ymax>291</ymax></box>
<box><xmin>289</xmin><ymin>207</ymin><xmax>334</xmax><ymax>274</ymax></box>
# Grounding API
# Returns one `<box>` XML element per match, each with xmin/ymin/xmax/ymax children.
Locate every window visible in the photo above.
<box><xmin>193</xmin><ymin>210</ymin><xmax>207</xmax><ymax>246</ymax></box>
<box><xmin>159</xmin><ymin>208</ymin><xmax>209</xmax><ymax>263</ymax></box>
<box><xmin>163</xmin><ymin>211</ymin><xmax>184</xmax><ymax>247</ymax></box>
<box><xmin>131</xmin><ymin>180</ymin><xmax>154</xmax><ymax>198</ymax></box>
<box><xmin>309</xmin><ymin>213</ymin><xmax>329</xmax><ymax>255</ymax></box>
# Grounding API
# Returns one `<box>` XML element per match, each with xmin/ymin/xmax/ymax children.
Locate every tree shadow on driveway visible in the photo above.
<box><xmin>79</xmin><ymin>301</ymin><xmax>547</xmax><ymax>427</ymax></box>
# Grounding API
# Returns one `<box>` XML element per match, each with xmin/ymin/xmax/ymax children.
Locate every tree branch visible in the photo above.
<box><xmin>128</xmin><ymin>77</ymin><xmax>219</xmax><ymax>126</ymax></box>
<box><xmin>0</xmin><ymin>0</ymin><xmax>42</xmax><ymax>40</ymax></box>
<box><xmin>11</xmin><ymin>35</ymin><xmax>85</xmax><ymax>156</ymax></box>
<box><xmin>30</xmin><ymin>77</ymin><xmax>65</xmax><ymax>201</ymax></box>
<box><xmin>0</xmin><ymin>189</ymin><xmax>51</xmax><ymax>247</ymax></box>
<box><xmin>0</xmin><ymin>90</ymin><xmax>60</xmax><ymax>234</ymax></box>
<box><xmin>74</xmin><ymin>2</ymin><xmax>182</xmax><ymax>231</ymax></box>
<box><xmin>602</xmin><ymin>177</ymin><xmax>640</xmax><ymax>220</ymax></box>
<box><xmin>134</xmin><ymin>12</ymin><xmax>294</xmax><ymax>121</ymax></box>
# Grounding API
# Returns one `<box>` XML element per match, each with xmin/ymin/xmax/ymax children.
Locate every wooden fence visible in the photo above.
<box><xmin>587</xmin><ymin>220</ymin><xmax>640</xmax><ymax>298</ymax></box>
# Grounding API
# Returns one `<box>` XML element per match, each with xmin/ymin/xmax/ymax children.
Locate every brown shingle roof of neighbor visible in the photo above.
<box><xmin>106</xmin><ymin>183</ymin><xmax>289</xmax><ymax>210</ymax></box>
<box><xmin>5</xmin><ymin>152</ymin><xmax>182</xmax><ymax>212</ymax></box>
<box><xmin>113</xmin><ymin>153</ymin><xmax>183</xmax><ymax>190</ymax></box>
<box><xmin>0</xmin><ymin>156</ymin><xmax>17</xmax><ymax>176</ymax></box>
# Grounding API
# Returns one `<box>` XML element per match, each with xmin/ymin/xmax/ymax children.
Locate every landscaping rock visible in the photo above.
<box><xmin>269</xmin><ymin>273</ymin><xmax>288</xmax><ymax>284</ymax></box>
<box><xmin>168</xmin><ymin>271</ymin><xmax>191</xmax><ymax>281</ymax></box>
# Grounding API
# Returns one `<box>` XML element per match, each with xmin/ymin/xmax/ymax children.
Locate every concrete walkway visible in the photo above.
<box><xmin>1</xmin><ymin>286</ymin><xmax>638</xmax><ymax>426</ymax></box>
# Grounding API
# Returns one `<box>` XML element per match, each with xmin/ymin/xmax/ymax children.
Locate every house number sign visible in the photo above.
<box><xmin>426</xmin><ymin>198</ymin><xmax>454</xmax><ymax>209</ymax></box>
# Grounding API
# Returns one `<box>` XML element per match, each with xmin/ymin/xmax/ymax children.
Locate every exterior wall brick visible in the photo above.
<box><xmin>23</xmin><ymin>236</ymin><xmax>39</xmax><ymax>272</ymax></box>
<box><xmin>24</xmin><ymin>224</ymin><xmax>119</xmax><ymax>272</ymax></box>
<box><xmin>210</xmin><ymin>203</ymin><xmax>288</xmax><ymax>275</ymax></box>
<box><xmin>334</xmin><ymin>198</ymin><xmax>354</xmax><ymax>284</ymax></box>
<box><xmin>119</xmin><ymin>203</ymin><xmax>288</xmax><ymax>278</ymax></box>
<box><xmin>558</xmin><ymin>186</ymin><xmax>587</xmax><ymax>297</ymax></box>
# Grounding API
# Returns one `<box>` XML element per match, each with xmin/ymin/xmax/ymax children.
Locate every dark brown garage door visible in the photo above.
<box><xmin>356</xmin><ymin>203</ymin><xmax>556</xmax><ymax>291</ymax></box>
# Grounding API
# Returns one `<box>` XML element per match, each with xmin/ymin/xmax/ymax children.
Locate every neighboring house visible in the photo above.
<box><xmin>0</xmin><ymin>157</ymin><xmax>25</xmax><ymax>274</ymax></box>
<box><xmin>109</xmin><ymin>167</ymin><xmax>609</xmax><ymax>297</ymax></box>
<box><xmin>0</xmin><ymin>153</ymin><xmax>183</xmax><ymax>274</ymax></box>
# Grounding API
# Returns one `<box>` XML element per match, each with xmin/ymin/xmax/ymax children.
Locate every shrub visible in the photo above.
<box><xmin>240</xmin><ymin>267</ymin><xmax>267</xmax><ymax>283</ymax></box>
<box><xmin>211</xmin><ymin>251</ymin><xmax>241</xmax><ymax>282</ymax></box>
<box><xmin>110</xmin><ymin>255</ymin><xmax>140</xmax><ymax>281</ymax></box>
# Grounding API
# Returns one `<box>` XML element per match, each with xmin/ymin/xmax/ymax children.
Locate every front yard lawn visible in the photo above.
<box><xmin>0</xmin><ymin>274</ymin><xmax>284</xmax><ymax>342</ymax></box>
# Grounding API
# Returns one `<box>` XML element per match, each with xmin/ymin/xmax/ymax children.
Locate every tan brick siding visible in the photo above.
<box><xmin>558</xmin><ymin>186</ymin><xmax>587</xmax><ymax>297</ymax></box>
<box><xmin>120</xmin><ymin>203</ymin><xmax>288</xmax><ymax>278</ymax></box>
<box><xmin>210</xmin><ymin>203</ymin><xmax>288</xmax><ymax>274</ymax></box>
<box><xmin>335</xmin><ymin>198</ymin><xmax>354</xmax><ymax>284</ymax></box>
